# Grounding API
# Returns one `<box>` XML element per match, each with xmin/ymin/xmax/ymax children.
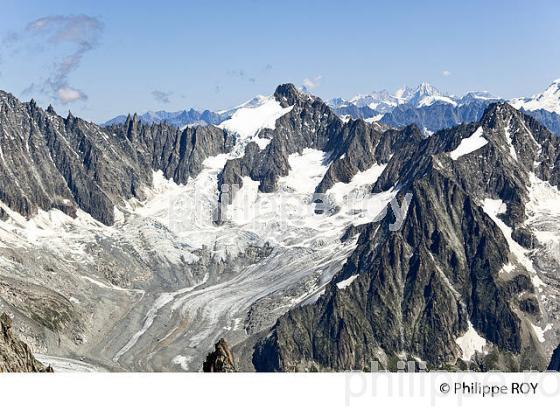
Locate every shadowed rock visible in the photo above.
<box><xmin>548</xmin><ymin>346</ymin><xmax>560</xmax><ymax>371</ymax></box>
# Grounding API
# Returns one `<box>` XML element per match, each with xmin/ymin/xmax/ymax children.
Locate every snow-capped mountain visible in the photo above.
<box><xmin>328</xmin><ymin>81</ymin><xmax>560</xmax><ymax>136</ymax></box>
<box><xmin>1</xmin><ymin>84</ymin><xmax>559</xmax><ymax>373</ymax></box>
<box><xmin>511</xmin><ymin>79</ymin><xmax>560</xmax><ymax>115</ymax></box>
<box><xmin>406</xmin><ymin>82</ymin><xmax>457</xmax><ymax>107</ymax></box>
<box><xmin>329</xmin><ymin>82</ymin><xmax>501</xmax><ymax>134</ymax></box>
<box><xmin>345</xmin><ymin>89</ymin><xmax>402</xmax><ymax>113</ymax></box>
<box><xmin>330</xmin><ymin>82</ymin><xmax>478</xmax><ymax>113</ymax></box>
<box><xmin>103</xmin><ymin>81</ymin><xmax>560</xmax><ymax>138</ymax></box>
<box><xmin>103</xmin><ymin>95</ymin><xmax>274</xmax><ymax>130</ymax></box>
<box><xmin>508</xmin><ymin>80</ymin><xmax>560</xmax><ymax>136</ymax></box>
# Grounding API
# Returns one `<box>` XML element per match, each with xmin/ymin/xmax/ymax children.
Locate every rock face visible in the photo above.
<box><xmin>107</xmin><ymin>115</ymin><xmax>235</xmax><ymax>185</ymax></box>
<box><xmin>0</xmin><ymin>90</ymin><xmax>233</xmax><ymax>225</ymax></box>
<box><xmin>0</xmin><ymin>313</ymin><xmax>52</xmax><ymax>372</ymax></box>
<box><xmin>252</xmin><ymin>103</ymin><xmax>560</xmax><ymax>371</ymax></box>
<box><xmin>202</xmin><ymin>338</ymin><xmax>236</xmax><ymax>372</ymax></box>
<box><xmin>218</xmin><ymin>84</ymin><xmax>344</xmax><ymax>196</ymax></box>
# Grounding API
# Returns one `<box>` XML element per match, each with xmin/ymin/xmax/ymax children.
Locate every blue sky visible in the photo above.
<box><xmin>0</xmin><ymin>0</ymin><xmax>559</xmax><ymax>122</ymax></box>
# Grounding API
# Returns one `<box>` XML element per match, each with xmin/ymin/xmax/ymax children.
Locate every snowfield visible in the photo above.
<box><xmin>449</xmin><ymin>127</ymin><xmax>488</xmax><ymax>160</ymax></box>
<box><xmin>219</xmin><ymin>95</ymin><xmax>293</xmax><ymax>150</ymax></box>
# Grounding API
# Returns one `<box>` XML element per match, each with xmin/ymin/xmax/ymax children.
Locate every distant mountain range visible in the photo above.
<box><xmin>103</xmin><ymin>95</ymin><xmax>271</xmax><ymax>129</ymax></box>
<box><xmin>103</xmin><ymin>108</ymin><xmax>226</xmax><ymax>128</ymax></box>
<box><xmin>329</xmin><ymin>80</ymin><xmax>560</xmax><ymax>136</ymax></box>
<box><xmin>103</xmin><ymin>80</ymin><xmax>560</xmax><ymax>137</ymax></box>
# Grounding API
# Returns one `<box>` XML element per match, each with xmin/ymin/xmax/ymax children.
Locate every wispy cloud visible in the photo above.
<box><xmin>152</xmin><ymin>90</ymin><xmax>172</xmax><ymax>104</ymax></box>
<box><xmin>302</xmin><ymin>75</ymin><xmax>322</xmax><ymax>91</ymax></box>
<box><xmin>14</xmin><ymin>15</ymin><xmax>104</xmax><ymax>104</ymax></box>
<box><xmin>227</xmin><ymin>68</ymin><xmax>245</xmax><ymax>78</ymax></box>
<box><xmin>226</xmin><ymin>68</ymin><xmax>257</xmax><ymax>84</ymax></box>
<box><xmin>57</xmin><ymin>86</ymin><xmax>85</xmax><ymax>104</ymax></box>
<box><xmin>442</xmin><ymin>70</ymin><xmax>452</xmax><ymax>77</ymax></box>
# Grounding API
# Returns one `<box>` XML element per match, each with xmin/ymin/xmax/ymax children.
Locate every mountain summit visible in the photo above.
<box><xmin>511</xmin><ymin>79</ymin><xmax>560</xmax><ymax>115</ymax></box>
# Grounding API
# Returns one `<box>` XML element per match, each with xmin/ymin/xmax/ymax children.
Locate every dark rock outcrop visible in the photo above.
<box><xmin>202</xmin><ymin>338</ymin><xmax>236</xmax><ymax>372</ymax></box>
<box><xmin>548</xmin><ymin>346</ymin><xmax>560</xmax><ymax>371</ymax></box>
<box><xmin>0</xmin><ymin>313</ymin><xmax>52</xmax><ymax>372</ymax></box>
<box><xmin>108</xmin><ymin>116</ymin><xmax>235</xmax><ymax>185</ymax></box>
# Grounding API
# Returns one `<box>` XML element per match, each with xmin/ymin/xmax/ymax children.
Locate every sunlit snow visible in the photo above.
<box><xmin>482</xmin><ymin>198</ymin><xmax>535</xmax><ymax>274</ymax></box>
<box><xmin>511</xmin><ymin>79</ymin><xmax>560</xmax><ymax>115</ymax></box>
<box><xmin>219</xmin><ymin>95</ymin><xmax>293</xmax><ymax>139</ymax></box>
<box><xmin>455</xmin><ymin>321</ymin><xmax>487</xmax><ymax>361</ymax></box>
<box><xmin>449</xmin><ymin>127</ymin><xmax>488</xmax><ymax>160</ymax></box>
<box><xmin>336</xmin><ymin>274</ymin><xmax>359</xmax><ymax>290</ymax></box>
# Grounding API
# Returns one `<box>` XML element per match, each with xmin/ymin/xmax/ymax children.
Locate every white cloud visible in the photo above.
<box><xmin>57</xmin><ymin>86</ymin><xmax>85</xmax><ymax>104</ymax></box>
<box><xmin>303</xmin><ymin>75</ymin><xmax>322</xmax><ymax>90</ymax></box>
<box><xmin>442</xmin><ymin>70</ymin><xmax>452</xmax><ymax>77</ymax></box>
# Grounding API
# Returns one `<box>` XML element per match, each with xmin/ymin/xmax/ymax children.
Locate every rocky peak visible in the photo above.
<box><xmin>416</xmin><ymin>81</ymin><xmax>440</xmax><ymax>96</ymax></box>
<box><xmin>202</xmin><ymin>338</ymin><xmax>236</xmax><ymax>372</ymax></box>
<box><xmin>274</xmin><ymin>83</ymin><xmax>303</xmax><ymax>107</ymax></box>
<box><xmin>125</xmin><ymin>113</ymin><xmax>139</xmax><ymax>141</ymax></box>
<box><xmin>480</xmin><ymin>102</ymin><xmax>521</xmax><ymax>124</ymax></box>
<box><xmin>407</xmin><ymin>82</ymin><xmax>442</xmax><ymax>105</ymax></box>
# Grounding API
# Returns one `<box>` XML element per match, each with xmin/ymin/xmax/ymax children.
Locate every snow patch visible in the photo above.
<box><xmin>328</xmin><ymin>163</ymin><xmax>386</xmax><ymax>204</ymax></box>
<box><xmin>482</xmin><ymin>198</ymin><xmax>535</xmax><ymax>273</ymax></box>
<box><xmin>531</xmin><ymin>323</ymin><xmax>553</xmax><ymax>343</ymax></box>
<box><xmin>417</xmin><ymin>95</ymin><xmax>457</xmax><ymax>108</ymax></box>
<box><xmin>456</xmin><ymin>321</ymin><xmax>487</xmax><ymax>361</ymax></box>
<box><xmin>172</xmin><ymin>355</ymin><xmax>193</xmax><ymax>371</ymax></box>
<box><xmin>336</xmin><ymin>274</ymin><xmax>359</xmax><ymax>290</ymax></box>
<box><xmin>449</xmin><ymin>127</ymin><xmax>488</xmax><ymax>160</ymax></box>
<box><xmin>504</xmin><ymin>122</ymin><xmax>518</xmax><ymax>160</ymax></box>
